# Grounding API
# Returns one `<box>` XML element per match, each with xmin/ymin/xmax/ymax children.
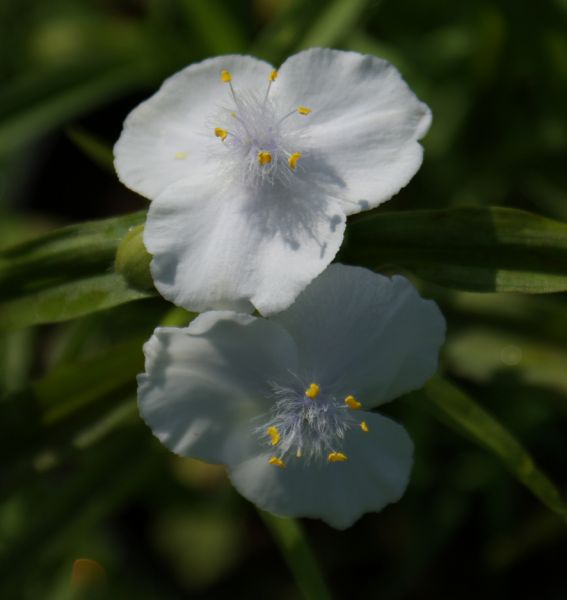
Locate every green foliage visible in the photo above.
<box><xmin>345</xmin><ymin>207</ymin><xmax>567</xmax><ymax>294</ymax></box>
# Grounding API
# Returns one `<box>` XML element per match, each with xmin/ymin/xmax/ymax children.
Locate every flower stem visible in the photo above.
<box><xmin>258</xmin><ymin>511</ymin><xmax>333</xmax><ymax>600</ymax></box>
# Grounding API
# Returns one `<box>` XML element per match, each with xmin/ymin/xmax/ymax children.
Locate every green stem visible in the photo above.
<box><xmin>259</xmin><ymin>511</ymin><xmax>333</xmax><ymax>600</ymax></box>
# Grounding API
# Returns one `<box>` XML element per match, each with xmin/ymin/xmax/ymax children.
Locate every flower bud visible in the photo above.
<box><xmin>115</xmin><ymin>224</ymin><xmax>153</xmax><ymax>290</ymax></box>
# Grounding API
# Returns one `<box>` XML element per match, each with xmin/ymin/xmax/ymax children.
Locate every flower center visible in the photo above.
<box><xmin>257</xmin><ymin>381</ymin><xmax>370</xmax><ymax>469</ymax></box>
<box><xmin>210</xmin><ymin>68</ymin><xmax>311</xmax><ymax>187</ymax></box>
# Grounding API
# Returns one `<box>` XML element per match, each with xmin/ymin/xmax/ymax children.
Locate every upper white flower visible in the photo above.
<box><xmin>138</xmin><ymin>264</ymin><xmax>445</xmax><ymax>529</ymax></box>
<box><xmin>115</xmin><ymin>48</ymin><xmax>431</xmax><ymax>315</ymax></box>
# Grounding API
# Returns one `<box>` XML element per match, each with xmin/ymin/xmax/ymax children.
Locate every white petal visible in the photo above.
<box><xmin>228</xmin><ymin>411</ymin><xmax>413</xmax><ymax>529</ymax></box>
<box><xmin>138</xmin><ymin>311</ymin><xmax>298</xmax><ymax>464</ymax></box>
<box><xmin>144</xmin><ymin>178</ymin><xmax>346</xmax><ymax>315</ymax></box>
<box><xmin>272</xmin><ymin>264</ymin><xmax>446</xmax><ymax>408</ymax></box>
<box><xmin>114</xmin><ymin>54</ymin><xmax>274</xmax><ymax>199</ymax></box>
<box><xmin>275</xmin><ymin>48</ymin><xmax>431</xmax><ymax>215</ymax></box>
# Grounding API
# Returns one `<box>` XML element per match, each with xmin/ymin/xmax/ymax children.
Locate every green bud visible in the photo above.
<box><xmin>114</xmin><ymin>224</ymin><xmax>153</xmax><ymax>290</ymax></box>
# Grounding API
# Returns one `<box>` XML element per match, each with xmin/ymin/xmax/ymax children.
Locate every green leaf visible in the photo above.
<box><xmin>0</xmin><ymin>211</ymin><xmax>151</xmax><ymax>329</ymax></box>
<box><xmin>258</xmin><ymin>511</ymin><xmax>333</xmax><ymax>600</ymax></box>
<box><xmin>297</xmin><ymin>0</ymin><xmax>375</xmax><ymax>49</ymax></box>
<box><xmin>345</xmin><ymin>207</ymin><xmax>567</xmax><ymax>294</ymax></box>
<box><xmin>0</xmin><ymin>61</ymin><xmax>160</xmax><ymax>160</ymax></box>
<box><xmin>446</xmin><ymin>329</ymin><xmax>567</xmax><ymax>399</ymax></box>
<box><xmin>409</xmin><ymin>375</ymin><xmax>567</xmax><ymax>523</ymax></box>
<box><xmin>0</xmin><ymin>211</ymin><xmax>146</xmax><ymax>296</ymax></box>
<box><xmin>0</xmin><ymin>273</ymin><xmax>153</xmax><ymax>331</ymax></box>
<box><xmin>65</xmin><ymin>126</ymin><xmax>114</xmax><ymax>172</ymax></box>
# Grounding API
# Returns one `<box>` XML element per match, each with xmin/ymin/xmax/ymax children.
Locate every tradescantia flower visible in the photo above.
<box><xmin>138</xmin><ymin>264</ymin><xmax>445</xmax><ymax>528</ymax></box>
<box><xmin>114</xmin><ymin>48</ymin><xmax>431</xmax><ymax>315</ymax></box>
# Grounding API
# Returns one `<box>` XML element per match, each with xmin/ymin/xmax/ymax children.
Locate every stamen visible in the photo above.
<box><xmin>344</xmin><ymin>395</ymin><xmax>362</xmax><ymax>410</ymax></box>
<box><xmin>328</xmin><ymin>452</ymin><xmax>348</xmax><ymax>463</ymax></box>
<box><xmin>221</xmin><ymin>69</ymin><xmax>232</xmax><ymax>83</ymax></box>
<box><xmin>288</xmin><ymin>152</ymin><xmax>301</xmax><ymax>170</ymax></box>
<box><xmin>174</xmin><ymin>151</ymin><xmax>187</xmax><ymax>160</ymax></box>
<box><xmin>267</xmin><ymin>426</ymin><xmax>280</xmax><ymax>446</ymax></box>
<box><xmin>268</xmin><ymin>456</ymin><xmax>286</xmax><ymax>468</ymax></box>
<box><xmin>214</xmin><ymin>128</ymin><xmax>228</xmax><ymax>142</ymax></box>
<box><xmin>297</xmin><ymin>106</ymin><xmax>312</xmax><ymax>115</ymax></box>
<box><xmin>305</xmin><ymin>383</ymin><xmax>320</xmax><ymax>399</ymax></box>
<box><xmin>258</xmin><ymin>151</ymin><xmax>272</xmax><ymax>166</ymax></box>
<box><xmin>269</xmin><ymin>70</ymin><xmax>278</xmax><ymax>81</ymax></box>
<box><xmin>360</xmin><ymin>421</ymin><xmax>369</xmax><ymax>433</ymax></box>
<box><xmin>296</xmin><ymin>447</ymin><xmax>302</xmax><ymax>458</ymax></box>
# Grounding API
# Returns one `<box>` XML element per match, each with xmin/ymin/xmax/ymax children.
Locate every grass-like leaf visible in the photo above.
<box><xmin>409</xmin><ymin>375</ymin><xmax>567</xmax><ymax>523</ymax></box>
<box><xmin>345</xmin><ymin>206</ymin><xmax>567</xmax><ymax>294</ymax></box>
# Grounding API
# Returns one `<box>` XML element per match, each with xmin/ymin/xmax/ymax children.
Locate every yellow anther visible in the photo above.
<box><xmin>288</xmin><ymin>152</ymin><xmax>301</xmax><ymax>171</ymax></box>
<box><xmin>258</xmin><ymin>151</ymin><xmax>272</xmax><ymax>166</ymax></box>
<box><xmin>270</xmin><ymin>70</ymin><xmax>278</xmax><ymax>81</ymax></box>
<box><xmin>174</xmin><ymin>151</ymin><xmax>187</xmax><ymax>160</ymax></box>
<box><xmin>214</xmin><ymin>128</ymin><xmax>228</xmax><ymax>142</ymax></box>
<box><xmin>305</xmin><ymin>383</ymin><xmax>320</xmax><ymax>399</ymax></box>
<box><xmin>268</xmin><ymin>456</ymin><xmax>286</xmax><ymax>468</ymax></box>
<box><xmin>296</xmin><ymin>447</ymin><xmax>302</xmax><ymax>458</ymax></box>
<box><xmin>344</xmin><ymin>395</ymin><xmax>362</xmax><ymax>410</ymax></box>
<box><xmin>360</xmin><ymin>421</ymin><xmax>369</xmax><ymax>433</ymax></box>
<box><xmin>267</xmin><ymin>426</ymin><xmax>280</xmax><ymax>446</ymax></box>
<box><xmin>221</xmin><ymin>69</ymin><xmax>232</xmax><ymax>83</ymax></box>
<box><xmin>328</xmin><ymin>452</ymin><xmax>348</xmax><ymax>463</ymax></box>
<box><xmin>230</xmin><ymin>111</ymin><xmax>237</xmax><ymax>118</ymax></box>
<box><xmin>297</xmin><ymin>106</ymin><xmax>312</xmax><ymax>115</ymax></box>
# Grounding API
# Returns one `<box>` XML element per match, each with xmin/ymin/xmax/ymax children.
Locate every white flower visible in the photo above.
<box><xmin>138</xmin><ymin>264</ymin><xmax>445</xmax><ymax>528</ymax></box>
<box><xmin>114</xmin><ymin>49</ymin><xmax>431</xmax><ymax>315</ymax></box>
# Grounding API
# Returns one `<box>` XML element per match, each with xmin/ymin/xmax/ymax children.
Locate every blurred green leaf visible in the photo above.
<box><xmin>259</xmin><ymin>512</ymin><xmax>332</xmax><ymax>600</ymax></box>
<box><xmin>345</xmin><ymin>207</ymin><xmax>567</xmax><ymax>294</ymax></box>
<box><xmin>177</xmin><ymin>0</ymin><xmax>247</xmax><ymax>55</ymax></box>
<box><xmin>65</xmin><ymin>127</ymin><xmax>114</xmax><ymax>173</ymax></box>
<box><xmin>0</xmin><ymin>60</ymin><xmax>160</xmax><ymax>160</ymax></box>
<box><xmin>446</xmin><ymin>329</ymin><xmax>567</xmax><ymax>398</ymax></box>
<box><xmin>297</xmin><ymin>0</ymin><xmax>374</xmax><ymax>49</ymax></box>
<box><xmin>409</xmin><ymin>376</ymin><xmax>567</xmax><ymax>523</ymax></box>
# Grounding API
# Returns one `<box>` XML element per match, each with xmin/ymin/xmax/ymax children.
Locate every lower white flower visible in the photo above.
<box><xmin>138</xmin><ymin>265</ymin><xmax>445</xmax><ymax>529</ymax></box>
<box><xmin>115</xmin><ymin>48</ymin><xmax>431</xmax><ymax>315</ymax></box>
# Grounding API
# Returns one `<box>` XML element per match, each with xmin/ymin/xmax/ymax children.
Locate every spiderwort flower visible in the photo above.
<box><xmin>138</xmin><ymin>265</ymin><xmax>445</xmax><ymax>528</ymax></box>
<box><xmin>115</xmin><ymin>49</ymin><xmax>431</xmax><ymax>315</ymax></box>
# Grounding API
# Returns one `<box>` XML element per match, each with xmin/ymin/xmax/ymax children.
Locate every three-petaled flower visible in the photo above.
<box><xmin>115</xmin><ymin>48</ymin><xmax>431</xmax><ymax>315</ymax></box>
<box><xmin>138</xmin><ymin>265</ymin><xmax>445</xmax><ymax>528</ymax></box>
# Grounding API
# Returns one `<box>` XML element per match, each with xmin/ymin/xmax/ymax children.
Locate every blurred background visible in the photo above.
<box><xmin>1</xmin><ymin>0</ymin><xmax>567</xmax><ymax>598</ymax></box>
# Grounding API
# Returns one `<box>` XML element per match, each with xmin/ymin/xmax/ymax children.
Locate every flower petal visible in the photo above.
<box><xmin>272</xmin><ymin>264</ymin><xmax>446</xmax><ymax>408</ymax></box>
<box><xmin>144</xmin><ymin>178</ymin><xmax>346</xmax><ymax>315</ymax></box>
<box><xmin>275</xmin><ymin>48</ymin><xmax>431</xmax><ymax>215</ymax></box>
<box><xmin>138</xmin><ymin>311</ymin><xmax>298</xmax><ymax>464</ymax></box>
<box><xmin>228</xmin><ymin>411</ymin><xmax>413</xmax><ymax>529</ymax></box>
<box><xmin>114</xmin><ymin>54</ymin><xmax>274</xmax><ymax>199</ymax></box>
